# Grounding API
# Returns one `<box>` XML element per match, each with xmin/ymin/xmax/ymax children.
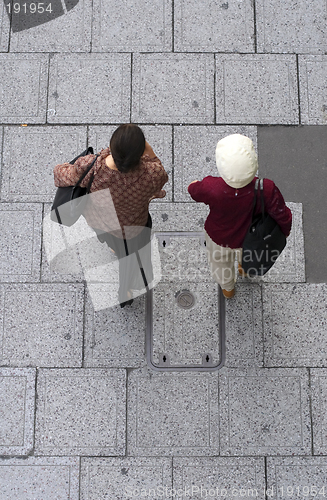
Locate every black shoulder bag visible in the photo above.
<box><xmin>51</xmin><ymin>147</ymin><xmax>99</xmax><ymax>226</ymax></box>
<box><xmin>241</xmin><ymin>178</ymin><xmax>287</xmax><ymax>276</ymax></box>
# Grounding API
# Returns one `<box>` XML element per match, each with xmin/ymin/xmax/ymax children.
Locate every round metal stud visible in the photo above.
<box><xmin>175</xmin><ymin>289</ymin><xmax>195</xmax><ymax>309</ymax></box>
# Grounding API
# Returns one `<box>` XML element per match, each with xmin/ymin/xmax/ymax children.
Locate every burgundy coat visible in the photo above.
<box><xmin>188</xmin><ymin>176</ymin><xmax>292</xmax><ymax>248</ymax></box>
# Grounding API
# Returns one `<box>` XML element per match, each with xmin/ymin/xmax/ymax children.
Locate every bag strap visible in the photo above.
<box><xmin>86</xmin><ymin>170</ymin><xmax>95</xmax><ymax>193</ymax></box>
<box><xmin>73</xmin><ymin>154</ymin><xmax>99</xmax><ymax>190</ymax></box>
<box><xmin>259</xmin><ymin>178</ymin><xmax>265</xmax><ymax>219</ymax></box>
<box><xmin>70</xmin><ymin>147</ymin><xmax>94</xmax><ymax>165</ymax></box>
<box><xmin>251</xmin><ymin>178</ymin><xmax>260</xmax><ymax>217</ymax></box>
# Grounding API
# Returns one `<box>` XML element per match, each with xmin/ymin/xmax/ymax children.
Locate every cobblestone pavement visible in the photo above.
<box><xmin>1</xmin><ymin>1</ymin><xmax>327</xmax><ymax>498</ymax></box>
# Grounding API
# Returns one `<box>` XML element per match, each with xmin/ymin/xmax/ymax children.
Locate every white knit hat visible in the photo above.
<box><xmin>215</xmin><ymin>134</ymin><xmax>258</xmax><ymax>189</ymax></box>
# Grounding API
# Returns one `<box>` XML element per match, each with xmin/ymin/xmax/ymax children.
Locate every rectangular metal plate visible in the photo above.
<box><xmin>146</xmin><ymin>232</ymin><xmax>225</xmax><ymax>371</ymax></box>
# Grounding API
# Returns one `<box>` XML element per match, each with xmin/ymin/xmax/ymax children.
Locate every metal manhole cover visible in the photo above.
<box><xmin>146</xmin><ymin>231</ymin><xmax>226</xmax><ymax>372</ymax></box>
<box><xmin>175</xmin><ymin>289</ymin><xmax>195</xmax><ymax>309</ymax></box>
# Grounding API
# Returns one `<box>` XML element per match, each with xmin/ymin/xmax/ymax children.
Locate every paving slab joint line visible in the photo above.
<box><xmin>89</xmin><ymin>0</ymin><xmax>94</xmax><ymax>52</ymax></box>
<box><xmin>0</xmin><ymin>127</ymin><xmax>4</xmax><ymax>194</ymax></box>
<box><xmin>214</xmin><ymin>54</ymin><xmax>217</xmax><ymax>124</ymax></box>
<box><xmin>172</xmin><ymin>456</ymin><xmax>175</xmax><ymax>492</ymax></box>
<box><xmin>264</xmin><ymin>456</ymin><xmax>268</xmax><ymax>500</ymax></box>
<box><xmin>81</xmin><ymin>283</ymin><xmax>87</xmax><ymax>367</ymax></box>
<box><xmin>0</xmin><ymin>121</ymin><xmax>295</xmax><ymax>127</ymax></box>
<box><xmin>260</xmin><ymin>283</ymin><xmax>265</xmax><ymax>366</ymax></box>
<box><xmin>308</xmin><ymin>367</ymin><xmax>314</xmax><ymax>455</ymax></box>
<box><xmin>78</xmin><ymin>456</ymin><xmax>82</xmax><ymax>500</ymax></box>
<box><xmin>7</xmin><ymin>8</ymin><xmax>12</xmax><ymax>53</ymax></box>
<box><xmin>252</xmin><ymin>0</ymin><xmax>257</xmax><ymax>53</ymax></box>
<box><xmin>124</xmin><ymin>368</ymin><xmax>130</xmax><ymax>456</ymax></box>
<box><xmin>146</xmin><ymin>231</ymin><xmax>226</xmax><ymax>372</ymax></box>
<box><xmin>296</xmin><ymin>54</ymin><xmax>302</xmax><ymax>124</ymax></box>
<box><xmin>0</xmin><ymin>453</ymin><xmax>32</xmax><ymax>460</ymax></box>
<box><xmin>39</xmin><ymin>203</ymin><xmax>46</xmax><ymax>282</ymax></box>
<box><xmin>172</xmin><ymin>126</ymin><xmax>175</xmax><ymax>202</ymax></box>
<box><xmin>32</xmin><ymin>368</ymin><xmax>39</xmax><ymax>457</ymax></box>
<box><xmin>44</xmin><ymin>53</ymin><xmax>51</xmax><ymax>124</ymax></box>
<box><xmin>172</xmin><ymin>0</ymin><xmax>174</xmax><ymax>52</ymax></box>
<box><xmin>130</xmin><ymin>53</ymin><xmax>133</xmax><ymax>122</ymax></box>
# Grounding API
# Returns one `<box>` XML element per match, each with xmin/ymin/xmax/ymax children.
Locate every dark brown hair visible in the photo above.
<box><xmin>110</xmin><ymin>124</ymin><xmax>145</xmax><ymax>173</ymax></box>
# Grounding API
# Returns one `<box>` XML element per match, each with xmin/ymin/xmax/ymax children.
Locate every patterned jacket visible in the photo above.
<box><xmin>54</xmin><ymin>147</ymin><xmax>168</xmax><ymax>239</ymax></box>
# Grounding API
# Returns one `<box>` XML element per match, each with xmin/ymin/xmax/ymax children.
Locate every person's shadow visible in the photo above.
<box><xmin>4</xmin><ymin>0</ymin><xmax>79</xmax><ymax>32</ymax></box>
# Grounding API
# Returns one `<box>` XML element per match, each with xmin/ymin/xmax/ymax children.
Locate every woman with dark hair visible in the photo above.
<box><xmin>53</xmin><ymin>124</ymin><xmax>168</xmax><ymax>307</ymax></box>
<box><xmin>109</xmin><ymin>122</ymin><xmax>146</xmax><ymax>173</ymax></box>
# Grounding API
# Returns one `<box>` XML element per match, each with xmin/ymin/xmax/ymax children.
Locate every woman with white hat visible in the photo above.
<box><xmin>188</xmin><ymin>134</ymin><xmax>292</xmax><ymax>298</ymax></box>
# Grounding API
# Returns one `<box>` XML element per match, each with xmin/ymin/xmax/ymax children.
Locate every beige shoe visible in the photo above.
<box><xmin>238</xmin><ymin>263</ymin><xmax>247</xmax><ymax>278</ymax></box>
<box><xmin>222</xmin><ymin>288</ymin><xmax>235</xmax><ymax>298</ymax></box>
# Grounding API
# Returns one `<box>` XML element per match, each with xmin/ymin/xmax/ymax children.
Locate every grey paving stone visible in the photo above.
<box><xmin>150</xmin><ymin>202</ymin><xmax>209</xmax><ymax>231</ymax></box>
<box><xmin>0</xmin><ymin>457</ymin><xmax>79</xmax><ymax>500</ymax></box>
<box><xmin>9</xmin><ymin>0</ymin><xmax>91</xmax><ymax>52</ymax></box>
<box><xmin>81</xmin><ymin>457</ymin><xmax>172</xmax><ymax>500</ymax></box>
<box><xmin>0</xmin><ymin>203</ymin><xmax>42</xmax><ymax>282</ymax></box>
<box><xmin>84</xmin><ymin>289</ymin><xmax>146</xmax><ymax>368</ymax></box>
<box><xmin>152</xmin><ymin>282</ymin><xmax>220</xmax><ymax>366</ymax></box>
<box><xmin>256</xmin><ymin>0</ymin><xmax>327</xmax><ymax>54</ymax></box>
<box><xmin>299</xmin><ymin>56</ymin><xmax>327</xmax><ymax>125</ymax></box>
<box><xmin>78</xmin><ymin>241</ymin><xmax>121</xmax><ymax>311</ymax></box>
<box><xmin>87</xmin><ymin>125</ymin><xmax>117</xmax><ymax>151</ymax></box>
<box><xmin>43</xmin><ymin>207</ymin><xmax>159</xmax><ymax>309</ymax></box>
<box><xmin>173</xmin><ymin>457</ymin><xmax>265</xmax><ymax>500</ymax></box>
<box><xmin>219</xmin><ymin>367</ymin><xmax>311</xmax><ymax>455</ymax></box>
<box><xmin>41</xmin><ymin>204</ymin><xmax>85</xmax><ymax>283</ymax></box>
<box><xmin>263</xmin><ymin>284</ymin><xmax>327</xmax><ymax>368</ymax></box>
<box><xmin>41</xmin><ymin>231</ymin><xmax>82</xmax><ymax>283</ymax></box>
<box><xmin>0</xmin><ymin>2</ymin><xmax>10</xmax><ymax>51</ymax></box>
<box><xmin>310</xmin><ymin>369</ymin><xmax>327</xmax><ymax>455</ymax></box>
<box><xmin>127</xmin><ymin>367</ymin><xmax>219</xmax><ymax>456</ymax></box>
<box><xmin>132</xmin><ymin>54</ymin><xmax>215</xmax><ymax>124</ymax></box>
<box><xmin>174</xmin><ymin>0</ymin><xmax>255</xmax><ymax>52</ymax></box>
<box><xmin>47</xmin><ymin>54</ymin><xmax>131</xmax><ymax>124</ymax></box>
<box><xmin>92</xmin><ymin>0</ymin><xmax>172</xmax><ymax>52</ymax></box>
<box><xmin>83</xmin><ymin>280</ymin><xmax>121</xmax><ymax>313</ymax></box>
<box><xmin>245</xmin><ymin>202</ymin><xmax>305</xmax><ymax>284</ymax></box>
<box><xmin>0</xmin><ymin>368</ymin><xmax>35</xmax><ymax>456</ymax></box>
<box><xmin>215</xmin><ymin>55</ymin><xmax>299</xmax><ymax>125</ymax></box>
<box><xmin>0</xmin><ymin>283</ymin><xmax>84</xmax><ymax>368</ymax></box>
<box><xmin>88</xmin><ymin>125</ymin><xmax>173</xmax><ymax>202</ymax></box>
<box><xmin>0</xmin><ymin>54</ymin><xmax>48</xmax><ymax>124</ymax></box>
<box><xmin>174</xmin><ymin>126</ymin><xmax>258</xmax><ymax>201</ymax></box>
<box><xmin>35</xmin><ymin>368</ymin><xmax>126</xmax><ymax>456</ymax></box>
<box><xmin>1</xmin><ymin>126</ymin><xmax>87</xmax><ymax>202</ymax></box>
<box><xmin>225</xmin><ymin>283</ymin><xmax>263</xmax><ymax>368</ymax></box>
<box><xmin>267</xmin><ymin>456</ymin><xmax>327</xmax><ymax>500</ymax></box>
<box><xmin>63</xmin><ymin>223</ymin><xmax>159</xmax><ymax>311</ymax></box>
